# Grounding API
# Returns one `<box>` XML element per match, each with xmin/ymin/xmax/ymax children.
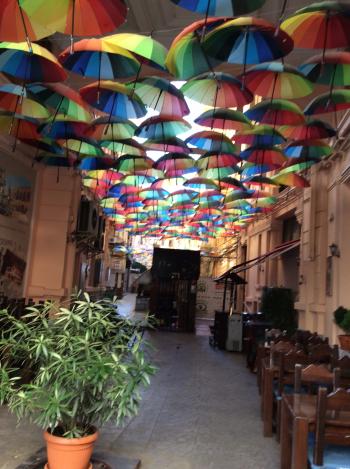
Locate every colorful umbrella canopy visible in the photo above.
<box><xmin>196</xmin><ymin>152</ymin><xmax>240</xmax><ymax>169</ymax></box>
<box><xmin>39</xmin><ymin>116</ymin><xmax>89</xmax><ymax>139</ymax></box>
<box><xmin>203</xmin><ymin>17</ymin><xmax>293</xmax><ymax>68</ymax></box>
<box><xmin>28</xmin><ymin>83</ymin><xmax>91</xmax><ymax>122</ymax></box>
<box><xmin>58</xmin><ymin>37</ymin><xmax>140</xmax><ymax>80</ymax></box>
<box><xmin>272</xmin><ymin>173</ymin><xmax>310</xmax><ymax>188</ymax></box>
<box><xmin>304</xmin><ymin>89</ymin><xmax>350</xmax><ymax>115</ymax></box>
<box><xmin>0</xmin><ymin>84</ymin><xmax>49</xmax><ymax>118</ymax></box>
<box><xmin>245</xmin><ymin>99</ymin><xmax>305</xmax><ymax>126</ymax></box>
<box><xmin>185</xmin><ymin>131</ymin><xmax>238</xmax><ymax>153</ymax></box>
<box><xmin>105</xmin><ymin>33</ymin><xmax>168</xmax><ymax>71</ymax></box>
<box><xmin>242</xmin><ymin>175</ymin><xmax>278</xmax><ymax>188</ymax></box>
<box><xmin>154</xmin><ymin>153</ymin><xmax>195</xmax><ymax>175</ymax></box>
<box><xmin>166</xmin><ymin>18</ymin><xmax>225</xmax><ymax>80</ymax></box>
<box><xmin>130</xmin><ymin>77</ymin><xmax>190</xmax><ymax>117</ymax></box>
<box><xmin>80</xmin><ymin>81</ymin><xmax>147</xmax><ymax>118</ymax></box>
<box><xmin>279</xmin><ymin>119</ymin><xmax>336</xmax><ymax>140</ymax></box>
<box><xmin>144</xmin><ymin>137</ymin><xmax>190</xmax><ymax>154</ymax></box>
<box><xmin>195</xmin><ymin>109</ymin><xmax>252</xmax><ymax>131</ymax></box>
<box><xmin>101</xmin><ymin>139</ymin><xmax>145</xmax><ymax>157</ymax></box>
<box><xmin>278</xmin><ymin>157</ymin><xmax>317</xmax><ymax>175</ymax></box>
<box><xmin>284</xmin><ymin>140</ymin><xmax>332</xmax><ymax>159</ymax></box>
<box><xmin>184</xmin><ymin>177</ymin><xmax>219</xmax><ymax>191</ymax></box>
<box><xmin>0</xmin><ymin>42</ymin><xmax>67</xmax><ymax>82</ymax></box>
<box><xmin>181</xmin><ymin>72</ymin><xmax>253</xmax><ymax>108</ymax></box>
<box><xmin>86</xmin><ymin>117</ymin><xmax>136</xmax><ymax>141</ymax></box>
<box><xmin>0</xmin><ymin>111</ymin><xmax>39</xmax><ymax>139</ymax></box>
<box><xmin>299</xmin><ymin>51</ymin><xmax>350</xmax><ymax>87</ymax></box>
<box><xmin>136</xmin><ymin>115</ymin><xmax>191</xmax><ymax>139</ymax></box>
<box><xmin>281</xmin><ymin>1</ymin><xmax>350</xmax><ymax>50</ymax></box>
<box><xmin>35</xmin><ymin>154</ymin><xmax>75</xmax><ymax>168</ymax></box>
<box><xmin>218</xmin><ymin>177</ymin><xmax>245</xmax><ymax>190</ymax></box>
<box><xmin>58</xmin><ymin>137</ymin><xmax>103</xmax><ymax>157</ymax></box>
<box><xmin>232</xmin><ymin>125</ymin><xmax>286</xmax><ymax>146</ymax></box>
<box><xmin>243</xmin><ymin>62</ymin><xmax>314</xmax><ymax>99</ymax></box>
<box><xmin>53</xmin><ymin>0</ymin><xmax>127</xmax><ymax>37</ymax></box>
<box><xmin>199</xmin><ymin>167</ymin><xmax>238</xmax><ymax>180</ymax></box>
<box><xmin>170</xmin><ymin>0</ymin><xmax>266</xmax><ymax>16</ymax></box>
<box><xmin>240</xmin><ymin>145</ymin><xmax>286</xmax><ymax>168</ymax></box>
<box><xmin>116</xmin><ymin>154</ymin><xmax>153</xmax><ymax>173</ymax></box>
<box><xmin>79</xmin><ymin>157</ymin><xmax>115</xmax><ymax>170</ymax></box>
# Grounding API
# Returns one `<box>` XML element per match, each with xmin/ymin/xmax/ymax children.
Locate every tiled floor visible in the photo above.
<box><xmin>0</xmin><ymin>332</ymin><xmax>279</xmax><ymax>469</ymax></box>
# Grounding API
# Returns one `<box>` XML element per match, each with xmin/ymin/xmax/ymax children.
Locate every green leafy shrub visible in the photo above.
<box><xmin>334</xmin><ymin>306</ymin><xmax>349</xmax><ymax>330</ymax></box>
<box><xmin>260</xmin><ymin>287</ymin><xmax>297</xmax><ymax>336</ymax></box>
<box><xmin>341</xmin><ymin>311</ymin><xmax>350</xmax><ymax>334</ymax></box>
<box><xmin>0</xmin><ymin>293</ymin><xmax>156</xmax><ymax>438</ymax></box>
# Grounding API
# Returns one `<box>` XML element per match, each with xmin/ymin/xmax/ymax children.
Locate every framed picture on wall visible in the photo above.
<box><xmin>326</xmin><ymin>256</ymin><xmax>333</xmax><ymax>297</ymax></box>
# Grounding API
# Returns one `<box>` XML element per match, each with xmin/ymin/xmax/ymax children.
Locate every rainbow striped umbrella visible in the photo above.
<box><xmin>101</xmin><ymin>139</ymin><xmax>145</xmax><ymax>157</ymax></box>
<box><xmin>218</xmin><ymin>177</ymin><xmax>245</xmax><ymax>190</ymax></box>
<box><xmin>185</xmin><ymin>131</ymin><xmax>237</xmax><ymax>154</ymax></box>
<box><xmin>170</xmin><ymin>0</ymin><xmax>266</xmax><ymax>16</ymax></box>
<box><xmin>35</xmin><ymin>154</ymin><xmax>76</xmax><ymax>168</ymax></box>
<box><xmin>80</xmin><ymin>81</ymin><xmax>147</xmax><ymax>118</ymax></box>
<box><xmin>241</xmin><ymin>161</ymin><xmax>281</xmax><ymax>177</ymax></box>
<box><xmin>242</xmin><ymin>175</ymin><xmax>278</xmax><ymax>188</ymax></box>
<box><xmin>196</xmin><ymin>152</ymin><xmax>240</xmax><ymax>169</ymax></box>
<box><xmin>279</xmin><ymin>119</ymin><xmax>336</xmax><ymax>140</ymax></box>
<box><xmin>245</xmin><ymin>99</ymin><xmax>305</xmax><ymax>126</ymax></box>
<box><xmin>243</xmin><ymin>62</ymin><xmax>313</xmax><ymax>99</ymax></box>
<box><xmin>28</xmin><ymin>83</ymin><xmax>91</xmax><ymax>122</ymax></box>
<box><xmin>195</xmin><ymin>109</ymin><xmax>252</xmax><ymax>131</ymax></box>
<box><xmin>199</xmin><ymin>167</ymin><xmax>238</xmax><ymax>180</ymax></box>
<box><xmin>279</xmin><ymin>156</ymin><xmax>318</xmax><ymax>175</ymax></box>
<box><xmin>304</xmin><ymin>89</ymin><xmax>350</xmax><ymax>115</ymax></box>
<box><xmin>144</xmin><ymin>137</ymin><xmax>190</xmax><ymax>154</ymax></box>
<box><xmin>166</xmin><ymin>18</ymin><xmax>225</xmax><ymax>80</ymax></box>
<box><xmin>203</xmin><ymin>17</ymin><xmax>293</xmax><ymax>70</ymax></box>
<box><xmin>232</xmin><ymin>125</ymin><xmax>285</xmax><ymax>146</ymax></box>
<box><xmin>59</xmin><ymin>38</ymin><xmax>140</xmax><ymax>80</ymax></box>
<box><xmin>79</xmin><ymin>157</ymin><xmax>115</xmax><ymax>171</ymax></box>
<box><xmin>272</xmin><ymin>173</ymin><xmax>310</xmax><ymax>188</ymax></box>
<box><xmin>299</xmin><ymin>51</ymin><xmax>350</xmax><ymax>87</ymax></box>
<box><xmin>136</xmin><ymin>115</ymin><xmax>191</xmax><ymax>139</ymax></box>
<box><xmin>0</xmin><ymin>84</ymin><xmax>49</xmax><ymax>119</ymax></box>
<box><xmin>284</xmin><ymin>140</ymin><xmax>332</xmax><ymax>159</ymax></box>
<box><xmin>184</xmin><ymin>177</ymin><xmax>219</xmax><ymax>191</ymax></box>
<box><xmin>0</xmin><ymin>112</ymin><xmax>39</xmax><ymax>140</ymax></box>
<box><xmin>86</xmin><ymin>117</ymin><xmax>136</xmax><ymax>141</ymax></box>
<box><xmin>240</xmin><ymin>145</ymin><xmax>286</xmax><ymax>167</ymax></box>
<box><xmin>121</xmin><ymin>174</ymin><xmax>155</xmax><ymax>187</ymax></box>
<box><xmin>105</xmin><ymin>33</ymin><xmax>168</xmax><ymax>71</ymax></box>
<box><xmin>116</xmin><ymin>155</ymin><xmax>153</xmax><ymax>173</ymax></box>
<box><xmin>0</xmin><ymin>42</ymin><xmax>67</xmax><ymax>82</ymax></box>
<box><xmin>130</xmin><ymin>77</ymin><xmax>190</xmax><ymax>117</ymax></box>
<box><xmin>181</xmin><ymin>72</ymin><xmax>253</xmax><ymax>108</ymax></box>
<box><xmin>139</xmin><ymin>189</ymin><xmax>169</xmax><ymax>200</ymax></box>
<box><xmin>154</xmin><ymin>153</ymin><xmax>195</xmax><ymax>174</ymax></box>
<box><xmin>58</xmin><ymin>137</ymin><xmax>103</xmax><ymax>157</ymax></box>
<box><xmin>39</xmin><ymin>116</ymin><xmax>89</xmax><ymax>139</ymax></box>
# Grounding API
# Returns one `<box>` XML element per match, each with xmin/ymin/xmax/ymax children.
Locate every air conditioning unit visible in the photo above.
<box><xmin>226</xmin><ymin>314</ymin><xmax>243</xmax><ymax>352</ymax></box>
<box><xmin>76</xmin><ymin>200</ymin><xmax>99</xmax><ymax>237</ymax></box>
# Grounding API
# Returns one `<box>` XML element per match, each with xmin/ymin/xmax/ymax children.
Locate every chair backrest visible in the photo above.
<box><xmin>277</xmin><ymin>350</ymin><xmax>309</xmax><ymax>395</ymax></box>
<box><xmin>308</xmin><ymin>333</ymin><xmax>329</xmax><ymax>346</ymax></box>
<box><xmin>294</xmin><ymin>364</ymin><xmax>340</xmax><ymax>394</ymax></box>
<box><xmin>308</xmin><ymin>343</ymin><xmax>338</xmax><ymax>364</ymax></box>
<box><xmin>313</xmin><ymin>387</ymin><xmax>350</xmax><ymax>466</ymax></box>
<box><xmin>270</xmin><ymin>340</ymin><xmax>296</xmax><ymax>366</ymax></box>
<box><xmin>331</xmin><ymin>355</ymin><xmax>350</xmax><ymax>377</ymax></box>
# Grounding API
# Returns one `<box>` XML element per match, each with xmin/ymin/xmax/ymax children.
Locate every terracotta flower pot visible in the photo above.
<box><xmin>339</xmin><ymin>334</ymin><xmax>350</xmax><ymax>351</ymax></box>
<box><xmin>44</xmin><ymin>428</ymin><xmax>99</xmax><ymax>469</ymax></box>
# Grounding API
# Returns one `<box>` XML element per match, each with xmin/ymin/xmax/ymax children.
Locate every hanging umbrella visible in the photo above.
<box><xmin>84</xmin><ymin>169</ymin><xmax>123</xmax><ymax>185</ymax></box>
<box><xmin>203</xmin><ymin>17</ymin><xmax>293</xmax><ymax>77</ymax></box>
<box><xmin>185</xmin><ymin>131</ymin><xmax>238</xmax><ymax>153</ymax></box>
<box><xmin>105</xmin><ymin>33</ymin><xmax>168</xmax><ymax>71</ymax></box>
<box><xmin>136</xmin><ymin>115</ymin><xmax>191</xmax><ymax>139</ymax></box>
<box><xmin>304</xmin><ymin>89</ymin><xmax>350</xmax><ymax>115</ymax></box>
<box><xmin>241</xmin><ymin>175</ymin><xmax>278</xmax><ymax>188</ymax></box>
<box><xmin>58</xmin><ymin>137</ymin><xmax>103</xmax><ymax>157</ymax></box>
<box><xmin>181</xmin><ymin>72</ymin><xmax>253</xmax><ymax>107</ymax></box>
<box><xmin>129</xmin><ymin>77</ymin><xmax>190</xmax><ymax>117</ymax></box>
<box><xmin>218</xmin><ymin>177</ymin><xmax>245</xmax><ymax>190</ymax></box>
<box><xmin>170</xmin><ymin>0</ymin><xmax>266</xmax><ymax>16</ymax></box>
<box><xmin>196</xmin><ymin>152</ymin><xmax>240</xmax><ymax>169</ymax></box>
<box><xmin>232</xmin><ymin>125</ymin><xmax>286</xmax><ymax>146</ymax></box>
<box><xmin>154</xmin><ymin>153</ymin><xmax>195</xmax><ymax>175</ymax></box>
<box><xmin>28</xmin><ymin>83</ymin><xmax>91</xmax><ymax>122</ymax></box>
<box><xmin>272</xmin><ymin>173</ymin><xmax>310</xmax><ymax>188</ymax></box>
<box><xmin>21</xmin><ymin>136</ymin><xmax>64</xmax><ymax>154</ymax></box>
<box><xmin>39</xmin><ymin>115</ymin><xmax>89</xmax><ymax>139</ymax></box>
<box><xmin>281</xmin><ymin>2</ymin><xmax>350</xmax><ymax>52</ymax></box>
<box><xmin>195</xmin><ymin>109</ymin><xmax>252</xmax><ymax>131</ymax></box>
<box><xmin>53</xmin><ymin>0</ymin><xmax>127</xmax><ymax>50</ymax></box>
<box><xmin>279</xmin><ymin>119</ymin><xmax>336</xmax><ymax>140</ymax></box>
<box><xmin>184</xmin><ymin>177</ymin><xmax>219</xmax><ymax>191</ymax></box>
<box><xmin>199</xmin><ymin>167</ymin><xmax>238</xmax><ymax>179</ymax></box>
<box><xmin>0</xmin><ymin>0</ymin><xmax>57</xmax><ymax>43</ymax></box>
<box><xmin>278</xmin><ymin>156</ymin><xmax>318</xmax><ymax>175</ymax></box>
<box><xmin>101</xmin><ymin>139</ymin><xmax>145</xmax><ymax>157</ymax></box>
<box><xmin>284</xmin><ymin>140</ymin><xmax>332</xmax><ymax>159</ymax></box>
<box><xmin>144</xmin><ymin>137</ymin><xmax>190</xmax><ymax>154</ymax></box>
<box><xmin>151</xmin><ymin>176</ymin><xmax>186</xmax><ymax>192</ymax></box>
<box><xmin>166</xmin><ymin>18</ymin><xmax>225</xmax><ymax>80</ymax></box>
<box><xmin>242</xmin><ymin>62</ymin><xmax>313</xmax><ymax>99</ymax></box>
<box><xmin>79</xmin><ymin>157</ymin><xmax>115</xmax><ymax>171</ymax></box>
<box><xmin>85</xmin><ymin>116</ymin><xmax>136</xmax><ymax>141</ymax></box>
<box><xmin>58</xmin><ymin>37</ymin><xmax>140</xmax><ymax>80</ymax></box>
<box><xmin>241</xmin><ymin>160</ymin><xmax>283</xmax><ymax>177</ymax></box>
<box><xmin>0</xmin><ymin>112</ymin><xmax>39</xmax><ymax>139</ymax></box>
<box><xmin>116</xmin><ymin>154</ymin><xmax>153</xmax><ymax>173</ymax></box>
<box><xmin>121</xmin><ymin>174</ymin><xmax>155</xmax><ymax>187</ymax></box>
<box><xmin>80</xmin><ymin>81</ymin><xmax>147</xmax><ymax>118</ymax></box>
<box><xmin>299</xmin><ymin>51</ymin><xmax>350</xmax><ymax>87</ymax></box>
<box><xmin>245</xmin><ymin>99</ymin><xmax>305</xmax><ymax>126</ymax></box>
<box><xmin>0</xmin><ymin>84</ymin><xmax>49</xmax><ymax>118</ymax></box>
<box><xmin>0</xmin><ymin>42</ymin><xmax>67</xmax><ymax>82</ymax></box>
<box><xmin>240</xmin><ymin>145</ymin><xmax>286</xmax><ymax>167</ymax></box>
<box><xmin>139</xmin><ymin>188</ymin><xmax>169</xmax><ymax>200</ymax></box>
<box><xmin>35</xmin><ymin>154</ymin><xmax>76</xmax><ymax>167</ymax></box>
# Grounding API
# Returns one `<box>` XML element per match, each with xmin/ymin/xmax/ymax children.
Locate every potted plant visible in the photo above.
<box><xmin>333</xmin><ymin>306</ymin><xmax>350</xmax><ymax>351</ymax></box>
<box><xmin>0</xmin><ymin>293</ymin><xmax>156</xmax><ymax>469</ymax></box>
<box><xmin>260</xmin><ymin>286</ymin><xmax>297</xmax><ymax>336</ymax></box>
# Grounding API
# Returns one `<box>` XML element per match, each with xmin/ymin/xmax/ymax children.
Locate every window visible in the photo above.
<box><xmin>282</xmin><ymin>216</ymin><xmax>300</xmax><ymax>243</ymax></box>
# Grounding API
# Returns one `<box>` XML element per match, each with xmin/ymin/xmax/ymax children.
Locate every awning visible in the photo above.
<box><xmin>215</xmin><ymin>238</ymin><xmax>300</xmax><ymax>279</ymax></box>
<box><xmin>215</xmin><ymin>271</ymin><xmax>247</xmax><ymax>285</ymax></box>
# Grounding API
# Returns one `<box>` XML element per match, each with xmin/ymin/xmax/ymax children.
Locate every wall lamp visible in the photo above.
<box><xmin>329</xmin><ymin>243</ymin><xmax>341</xmax><ymax>258</ymax></box>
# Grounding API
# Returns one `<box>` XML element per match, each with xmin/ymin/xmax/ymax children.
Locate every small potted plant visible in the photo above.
<box><xmin>334</xmin><ymin>306</ymin><xmax>350</xmax><ymax>351</ymax></box>
<box><xmin>0</xmin><ymin>293</ymin><xmax>156</xmax><ymax>469</ymax></box>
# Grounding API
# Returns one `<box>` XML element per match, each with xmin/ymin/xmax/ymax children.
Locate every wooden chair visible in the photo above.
<box><xmin>308</xmin><ymin>343</ymin><xmax>338</xmax><ymax>365</ymax></box>
<box><xmin>331</xmin><ymin>355</ymin><xmax>350</xmax><ymax>389</ymax></box>
<box><xmin>294</xmin><ymin>364</ymin><xmax>340</xmax><ymax>394</ymax></box>
<box><xmin>309</xmin><ymin>387</ymin><xmax>350</xmax><ymax>468</ymax></box>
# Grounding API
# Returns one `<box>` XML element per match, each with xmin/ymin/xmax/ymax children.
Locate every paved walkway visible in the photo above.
<box><xmin>0</xmin><ymin>332</ymin><xmax>279</xmax><ymax>469</ymax></box>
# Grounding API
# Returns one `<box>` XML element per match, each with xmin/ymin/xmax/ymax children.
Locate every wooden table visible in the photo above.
<box><xmin>280</xmin><ymin>393</ymin><xmax>350</xmax><ymax>469</ymax></box>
